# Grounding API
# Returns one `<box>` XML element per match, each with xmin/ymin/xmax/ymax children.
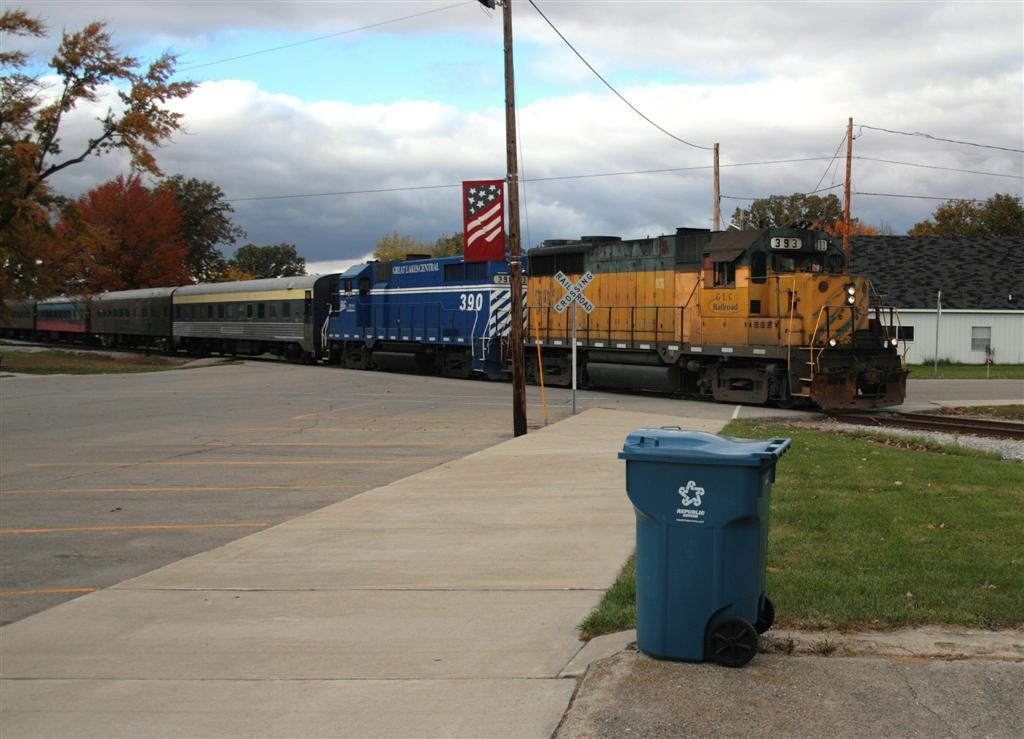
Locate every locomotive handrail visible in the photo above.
<box><xmin>868</xmin><ymin>281</ymin><xmax>909</xmax><ymax>364</ymax></box>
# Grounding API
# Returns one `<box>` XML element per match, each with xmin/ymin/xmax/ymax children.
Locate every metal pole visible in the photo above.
<box><xmin>502</xmin><ymin>0</ymin><xmax>528</xmax><ymax>436</ymax></box>
<box><xmin>571</xmin><ymin>304</ymin><xmax>577</xmax><ymax>415</ymax></box>
<box><xmin>843</xmin><ymin>117</ymin><xmax>853</xmax><ymax>271</ymax></box>
<box><xmin>934</xmin><ymin>290</ymin><xmax>941</xmax><ymax>377</ymax></box>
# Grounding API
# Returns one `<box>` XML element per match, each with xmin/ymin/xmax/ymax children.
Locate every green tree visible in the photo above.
<box><xmin>372</xmin><ymin>231</ymin><xmax>433</xmax><ymax>261</ymax></box>
<box><xmin>731</xmin><ymin>193</ymin><xmax>844</xmax><ymax>230</ymax></box>
<box><xmin>229</xmin><ymin>243</ymin><xmax>306</xmax><ymax>279</ymax></box>
<box><xmin>372</xmin><ymin>231</ymin><xmax>464</xmax><ymax>261</ymax></box>
<box><xmin>0</xmin><ymin>10</ymin><xmax>194</xmax><ymax>301</ymax></box>
<box><xmin>908</xmin><ymin>193</ymin><xmax>1024</xmax><ymax>237</ymax></box>
<box><xmin>432</xmin><ymin>232</ymin><xmax>464</xmax><ymax>256</ymax></box>
<box><xmin>156</xmin><ymin>176</ymin><xmax>245</xmax><ymax>282</ymax></box>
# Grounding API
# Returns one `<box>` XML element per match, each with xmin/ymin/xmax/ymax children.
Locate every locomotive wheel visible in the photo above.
<box><xmin>755</xmin><ymin>596</ymin><xmax>775</xmax><ymax>635</ymax></box>
<box><xmin>706</xmin><ymin>617</ymin><xmax>758</xmax><ymax>668</ymax></box>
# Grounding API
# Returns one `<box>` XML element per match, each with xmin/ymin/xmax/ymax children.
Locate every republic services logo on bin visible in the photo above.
<box><xmin>676</xmin><ymin>480</ymin><xmax>706</xmax><ymax>523</ymax></box>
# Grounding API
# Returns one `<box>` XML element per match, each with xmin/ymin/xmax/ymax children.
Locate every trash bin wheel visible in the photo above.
<box><xmin>755</xmin><ymin>596</ymin><xmax>775</xmax><ymax>635</ymax></box>
<box><xmin>706</xmin><ymin>617</ymin><xmax>758</xmax><ymax>668</ymax></box>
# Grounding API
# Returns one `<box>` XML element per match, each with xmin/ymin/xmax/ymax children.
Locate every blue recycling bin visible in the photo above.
<box><xmin>619</xmin><ymin>428</ymin><xmax>790</xmax><ymax>667</ymax></box>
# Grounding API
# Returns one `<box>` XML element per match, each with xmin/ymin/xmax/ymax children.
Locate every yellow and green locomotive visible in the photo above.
<box><xmin>526</xmin><ymin>226</ymin><xmax>907</xmax><ymax>409</ymax></box>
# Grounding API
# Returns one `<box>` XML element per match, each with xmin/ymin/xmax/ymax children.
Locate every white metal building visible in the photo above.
<box><xmin>896</xmin><ymin>309</ymin><xmax>1023</xmax><ymax>365</ymax></box>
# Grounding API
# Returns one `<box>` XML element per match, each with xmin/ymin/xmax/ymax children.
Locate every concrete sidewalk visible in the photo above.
<box><xmin>1</xmin><ymin>408</ymin><xmax>718</xmax><ymax>738</ymax></box>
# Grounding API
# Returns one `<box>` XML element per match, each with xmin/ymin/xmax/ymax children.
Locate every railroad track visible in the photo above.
<box><xmin>827</xmin><ymin>411</ymin><xmax>1024</xmax><ymax>440</ymax></box>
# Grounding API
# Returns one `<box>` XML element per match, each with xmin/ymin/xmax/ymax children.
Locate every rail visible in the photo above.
<box><xmin>827</xmin><ymin>411</ymin><xmax>1024</xmax><ymax>440</ymax></box>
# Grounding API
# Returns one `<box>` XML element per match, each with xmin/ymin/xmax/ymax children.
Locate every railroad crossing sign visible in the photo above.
<box><xmin>554</xmin><ymin>270</ymin><xmax>594</xmax><ymax>314</ymax></box>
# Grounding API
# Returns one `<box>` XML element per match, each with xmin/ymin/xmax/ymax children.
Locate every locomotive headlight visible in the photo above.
<box><xmin>828</xmin><ymin>337</ymin><xmax>838</xmax><ymax>347</ymax></box>
<box><xmin>846</xmin><ymin>284</ymin><xmax>856</xmax><ymax>296</ymax></box>
<box><xmin>846</xmin><ymin>294</ymin><xmax>856</xmax><ymax>305</ymax></box>
<box><xmin>889</xmin><ymin>337</ymin><xmax>899</xmax><ymax>347</ymax></box>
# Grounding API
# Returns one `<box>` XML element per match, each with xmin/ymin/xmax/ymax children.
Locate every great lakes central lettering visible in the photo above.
<box><xmin>392</xmin><ymin>263</ymin><xmax>440</xmax><ymax>275</ymax></box>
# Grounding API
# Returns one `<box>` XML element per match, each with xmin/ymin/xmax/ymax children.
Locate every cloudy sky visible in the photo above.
<box><xmin>11</xmin><ymin>0</ymin><xmax>1024</xmax><ymax>273</ymax></box>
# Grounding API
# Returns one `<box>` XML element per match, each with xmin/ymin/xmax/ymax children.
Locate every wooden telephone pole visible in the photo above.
<box><xmin>713</xmin><ymin>143</ymin><xmax>721</xmax><ymax>230</ymax></box>
<box><xmin>498</xmin><ymin>0</ymin><xmax>528</xmax><ymax>436</ymax></box>
<box><xmin>843</xmin><ymin>117</ymin><xmax>853</xmax><ymax>270</ymax></box>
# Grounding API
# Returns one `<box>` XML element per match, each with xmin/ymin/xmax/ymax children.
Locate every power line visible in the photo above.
<box><xmin>526</xmin><ymin>0</ymin><xmax>713</xmax><ymax>151</ymax></box>
<box><xmin>228</xmin><ymin>183</ymin><xmax>459</xmax><ymax>203</ymax></box>
<box><xmin>178</xmin><ymin>2</ymin><xmax>472</xmax><ymax>72</ymax></box>
<box><xmin>854</xmin><ymin>191</ymin><xmax>991</xmax><ymax>203</ymax></box>
<box><xmin>859</xmin><ymin>124</ymin><xmax>1024</xmax><ymax>154</ymax></box>
<box><xmin>809</xmin><ymin>130</ymin><xmax>848</xmax><ymax>195</ymax></box>
<box><xmin>855</xmin><ymin>156</ymin><xmax>1023</xmax><ymax>180</ymax></box>
<box><xmin>224</xmin><ymin>157</ymin><xmax>838</xmax><ymax>202</ymax></box>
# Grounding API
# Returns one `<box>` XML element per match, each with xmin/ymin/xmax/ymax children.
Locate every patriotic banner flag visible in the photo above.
<box><xmin>462</xmin><ymin>179</ymin><xmax>505</xmax><ymax>262</ymax></box>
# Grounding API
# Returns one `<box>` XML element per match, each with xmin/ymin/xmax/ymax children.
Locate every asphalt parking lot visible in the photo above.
<box><xmin>1</xmin><ymin>361</ymin><xmax>577</xmax><ymax>625</ymax></box>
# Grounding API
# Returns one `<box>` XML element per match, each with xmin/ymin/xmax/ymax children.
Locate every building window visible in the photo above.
<box><xmin>218</xmin><ymin>304</ymin><xmax>225</xmax><ymax>319</ymax></box>
<box><xmin>257</xmin><ymin>303</ymin><xmax>266</xmax><ymax>319</ymax></box>
<box><xmin>282</xmin><ymin>302</ymin><xmax>291</xmax><ymax>318</ymax></box>
<box><xmin>897</xmin><ymin>325</ymin><xmax>915</xmax><ymax>342</ymax></box>
<box><xmin>971</xmin><ymin>326</ymin><xmax>991</xmax><ymax>352</ymax></box>
<box><xmin>246</xmin><ymin>304</ymin><xmax>253</xmax><ymax>318</ymax></box>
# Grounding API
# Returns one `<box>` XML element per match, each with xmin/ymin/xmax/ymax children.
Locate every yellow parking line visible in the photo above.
<box><xmin>24</xmin><ymin>458</ymin><xmax>438</xmax><ymax>468</ymax></box>
<box><xmin>1</xmin><ymin>587</ymin><xmax>96</xmax><ymax>597</ymax></box>
<box><xmin>1</xmin><ymin>523</ymin><xmax>269</xmax><ymax>534</ymax></box>
<box><xmin>1</xmin><ymin>484</ymin><xmax>366</xmax><ymax>495</ymax></box>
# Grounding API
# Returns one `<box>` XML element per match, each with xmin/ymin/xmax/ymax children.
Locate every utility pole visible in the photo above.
<box><xmin>713</xmin><ymin>143</ymin><xmax>721</xmax><ymax>230</ymax></box>
<box><xmin>843</xmin><ymin>116</ymin><xmax>853</xmax><ymax>270</ymax></box>
<box><xmin>499</xmin><ymin>0</ymin><xmax>528</xmax><ymax>436</ymax></box>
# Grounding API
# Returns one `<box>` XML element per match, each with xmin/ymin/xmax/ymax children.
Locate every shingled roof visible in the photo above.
<box><xmin>848</xmin><ymin>236</ymin><xmax>1024</xmax><ymax>311</ymax></box>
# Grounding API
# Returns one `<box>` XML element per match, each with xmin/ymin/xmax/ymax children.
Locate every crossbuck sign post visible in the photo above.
<box><xmin>554</xmin><ymin>270</ymin><xmax>594</xmax><ymax>414</ymax></box>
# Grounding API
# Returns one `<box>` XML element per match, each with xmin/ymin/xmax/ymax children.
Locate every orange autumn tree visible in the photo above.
<box><xmin>0</xmin><ymin>10</ymin><xmax>194</xmax><ymax>302</ymax></box>
<box><xmin>824</xmin><ymin>219</ymin><xmax>878</xmax><ymax>238</ymax></box>
<box><xmin>59</xmin><ymin>175</ymin><xmax>191</xmax><ymax>293</ymax></box>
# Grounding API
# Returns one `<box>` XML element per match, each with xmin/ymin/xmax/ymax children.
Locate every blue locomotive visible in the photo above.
<box><xmin>325</xmin><ymin>255</ymin><xmax>515</xmax><ymax>379</ymax></box>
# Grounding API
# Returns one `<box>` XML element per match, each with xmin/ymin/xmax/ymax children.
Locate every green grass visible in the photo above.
<box><xmin>581</xmin><ymin>419</ymin><xmax>1024</xmax><ymax>637</ymax></box>
<box><xmin>908</xmin><ymin>362</ymin><xmax>1024</xmax><ymax>380</ymax></box>
<box><xmin>0</xmin><ymin>349</ymin><xmax>191</xmax><ymax>375</ymax></box>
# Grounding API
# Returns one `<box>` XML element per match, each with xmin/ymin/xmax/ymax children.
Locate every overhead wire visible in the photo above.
<box><xmin>854</xmin><ymin>192</ymin><xmax>991</xmax><ymax>203</ymax></box>
<box><xmin>808</xmin><ymin>129</ymin><xmax>849</xmax><ymax>195</ymax></box>
<box><xmin>178</xmin><ymin>2</ymin><xmax>473</xmax><ymax>72</ymax></box>
<box><xmin>858</xmin><ymin>124</ymin><xmax>1024</xmax><ymax>154</ymax></box>
<box><xmin>525</xmin><ymin>0</ymin><xmax>713</xmax><ymax>151</ymax></box>
<box><xmin>224</xmin><ymin>157</ymin><xmax>841</xmax><ymax>203</ymax></box>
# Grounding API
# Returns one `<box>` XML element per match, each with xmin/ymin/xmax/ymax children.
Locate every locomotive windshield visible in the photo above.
<box><xmin>771</xmin><ymin>252</ymin><xmax>845</xmax><ymax>274</ymax></box>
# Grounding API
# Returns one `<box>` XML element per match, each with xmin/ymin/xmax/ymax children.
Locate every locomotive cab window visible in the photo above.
<box><xmin>773</xmin><ymin>253</ymin><xmax>834</xmax><ymax>274</ymax></box>
<box><xmin>750</xmin><ymin>252</ymin><xmax>767</xmax><ymax>283</ymax></box>
<box><xmin>257</xmin><ymin>303</ymin><xmax>266</xmax><ymax>319</ymax></box>
<box><xmin>282</xmin><ymin>302</ymin><xmax>291</xmax><ymax>318</ymax></box>
<box><xmin>713</xmin><ymin>261</ymin><xmax>735</xmax><ymax>287</ymax></box>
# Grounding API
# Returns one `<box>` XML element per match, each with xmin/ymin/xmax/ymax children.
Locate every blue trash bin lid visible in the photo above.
<box><xmin>618</xmin><ymin>428</ymin><xmax>791</xmax><ymax>466</ymax></box>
